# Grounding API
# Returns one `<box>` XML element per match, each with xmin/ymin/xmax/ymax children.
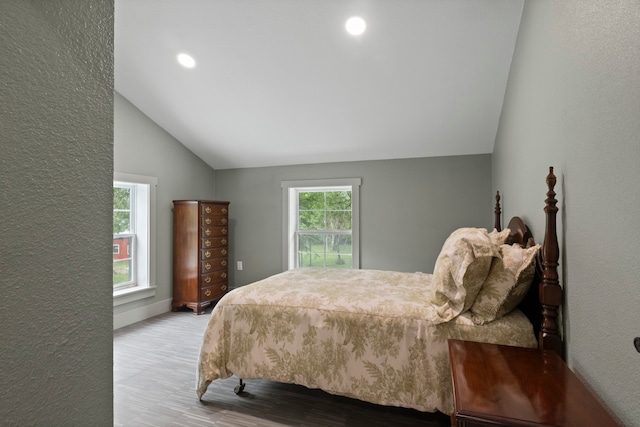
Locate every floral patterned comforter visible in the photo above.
<box><xmin>196</xmin><ymin>268</ymin><xmax>537</xmax><ymax>414</ymax></box>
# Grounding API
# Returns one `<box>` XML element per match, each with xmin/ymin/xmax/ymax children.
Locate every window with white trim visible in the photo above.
<box><xmin>113</xmin><ymin>182</ymin><xmax>135</xmax><ymax>290</ymax></box>
<box><xmin>113</xmin><ymin>173</ymin><xmax>157</xmax><ymax>303</ymax></box>
<box><xmin>282</xmin><ymin>178</ymin><xmax>361</xmax><ymax>270</ymax></box>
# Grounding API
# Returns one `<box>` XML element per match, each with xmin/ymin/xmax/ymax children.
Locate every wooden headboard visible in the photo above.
<box><xmin>494</xmin><ymin>167</ymin><xmax>563</xmax><ymax>358</ymax></box>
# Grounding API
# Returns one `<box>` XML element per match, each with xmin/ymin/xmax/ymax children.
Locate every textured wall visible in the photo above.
<box><xmin>492</xmin><ymin>1</ymin><xmax>640</xmax><ymax>425</ymax></box>
<box><xmin>215</xmin><ymin>155</ymin><xmax>492</xmax><ymax>287</ymax></box>
<box><xmin>0</xmin><ymin>1</ymin><xmax>114</xmax><ymax>425</ymax></box>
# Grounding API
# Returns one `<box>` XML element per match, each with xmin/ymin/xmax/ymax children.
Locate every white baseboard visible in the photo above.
<box><xmin>113</xmin><ymin>298</ymin><xmax>172</xmax><ymax>330</ymax></box>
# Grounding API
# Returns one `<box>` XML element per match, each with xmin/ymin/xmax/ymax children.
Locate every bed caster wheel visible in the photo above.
<box><xmin>234</xmin><ymin>379</ymin><xmax>245</xmax><ymax>395</ymax></box>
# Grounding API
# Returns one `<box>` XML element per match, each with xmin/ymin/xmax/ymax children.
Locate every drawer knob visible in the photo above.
<box><xmin>221</xmin><ymin>285</ymin><xmax>227</xmax><ymax>291</ymax></box>
<box><xmin>205</xmin><ymin>229</ymin><xmax>212</xmax><ymax>236</ymax></box>
<box><xmin>204</xmin><ymin>276</ymin><xmax>212</xmax><ymax>283</ymax></box>
<box><xmin>221</xmin><ymin>273</ymin><xmax>227</xmax><ymax>279</ymax></box>
<box><xmin>205</xmin><ymin>218</ymin><xmax>212</xmax><ymax>224</ymax></box>
<box><xmin>205</xmin><ymin>250</ymin><xmax>212</xmax><ymax>258</ymax></box>
<box><xmin>221</xmin><ymin>260</ymin><xmax>227</xmax><ymax>266</ymax></box>
<box><xmin>205</xmin><ymin>206</ymin><xmax>212</xmax><ymax>213</ymax></box>
<box><xmin>205</xmin><ymin>262</ymin><xmax>212</xmax><ymax>270</ymax></box>
<box><xmin>221</xmin><ymin>249</ymin><xmax>227</xmax><ymax>255</ymax></box>
<box><xmin>204</xmin><ymin>289</ymin><xmax>212</xmax><ymax>297</ymax></box>
<box><xmin>221</xmin><ymin>238</ymin><xmax>227</xmax><ymax>245</ymax></box>
<box><xmin>221</xmin><ymin>218</ymin><xmax>227</xmax><ymax>224</ymax></box>
<box><xmin>221</xmin><ymin>208</ymin><xmax>227</xmax><ymax>214</ymax></box>
<box><xmin>204</xmin><ymin>240</ymin><xmax>211</xmax><ymax>247</ymax></box>
<box><xmin>221</xmin><ymin>228</ymin><xmax>227</xmax><ymax>235</ymax></box>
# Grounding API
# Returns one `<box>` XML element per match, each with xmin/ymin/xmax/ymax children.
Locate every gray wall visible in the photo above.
<box><xmin>0</xmin><ymin>1</ymin><xmax>114</xmax><ymax>425</ymax></box>
<box><xmin>114</xmin><ymin>92</ymin><xmax>216</xmax><ymax>322</ymax></box>
<box><xmin>215</xmin><ymin>155</ymin><xmax>492</xmax><ymax>287</ymax></box>
<box><xmin>492</xmin><ymin>1</ymin><xmax>640</xmax><ymax>425</ymax></box>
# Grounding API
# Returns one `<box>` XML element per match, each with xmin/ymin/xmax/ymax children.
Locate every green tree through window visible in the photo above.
<box><xmin>113</xmin><ymin>184</ymin><xmax>134</xmax><ymax>287</ymax></box>
<box><xmin>282</xmin><ymin>178</ymin><xmax>360</xmax><ymax>271</ymax></box>
<box><xmin>297</xmin><ymin>190</ymin><xmax>352</xmax><ymax>268</ymax></box>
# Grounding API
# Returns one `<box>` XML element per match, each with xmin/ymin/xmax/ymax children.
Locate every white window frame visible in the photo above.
<box><xmin>113</xmin><ymin>173</ymin><xmax>157</xmax><ymax>306</ymax></box>
<box><xmin>113</xmin><ymin>182</ymin><xmax>136</xmax><ymax>292</ymax></box>
<box><xmin>281</xmin><ymin>178</ymin><xmax>361</xmax><ymax>271</ymax></box>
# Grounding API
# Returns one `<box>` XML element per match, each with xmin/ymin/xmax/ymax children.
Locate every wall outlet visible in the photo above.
<box><xmin>237</xmin><ymin>261</ymin><xmax>243</xmax><ymax>271</ymax></box>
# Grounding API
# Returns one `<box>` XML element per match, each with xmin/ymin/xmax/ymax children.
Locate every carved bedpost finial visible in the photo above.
<box><xmin>494</xmin><ymin>191</ymin><xmax>502</xmax><ymax>231</ymax></box>
<box><xmin>546</xmin><ymin>166</ymin><xmax>557</xmax><ymax>192</ymax></box>
<box><xmin>541</xmin><ymin>166</ymin><xmax>563</xmax><ymax>357</ymax></box>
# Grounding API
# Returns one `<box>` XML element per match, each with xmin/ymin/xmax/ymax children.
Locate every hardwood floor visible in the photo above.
<box><xmin>114</xmin><ymin>307</ymin><xmax>450</xmax><ymax>427</ymax></box>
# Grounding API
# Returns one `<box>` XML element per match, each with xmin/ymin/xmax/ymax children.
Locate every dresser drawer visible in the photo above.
<box><xmin>201</xmin><ymin>213</ymin><xmax>229</xmax><ymax>226</ymax></box>
<box><xmin>201</xmin><ymin>236</ymin><xmax>228</xmax><ymax>249</ymax></box>
<box><xmin>201</xmin><ymin>226</ymin><xmax>228</xmax><ymax>238</ymax></box>
<box><xmin>201</xmin><ymin>204</ymin><xmax>228</xmax><ymax>216</ymax></box>
<box><xmin>201</xmin><ymin>270</ymin><xmax>228</xmax><ymax>286</ymax></box>
<box><xmin>200</xmin><ymin>284</ymin><xmax>227</xmax><ymax>301</ymax></box>
<box><xmin>201</xmin><ymin>247</ymin><xmax>228</xmax><ymax>260</ymax></box>
<box><xmin>200</xmin><ymin>257</ymin><xmax>228</xmax><ymax>273</ymax></box>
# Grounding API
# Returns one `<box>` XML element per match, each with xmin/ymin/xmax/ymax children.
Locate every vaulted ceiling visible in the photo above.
<box><xmin>115</xmin><ymin>0</ymin><xmax>523</xmax><ymax>170</ymax></box>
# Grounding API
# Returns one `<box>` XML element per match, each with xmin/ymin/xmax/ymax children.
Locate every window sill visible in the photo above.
<box><xmin>113</xmin><ymin>285</ymin><xmax>157</xmax><ymax>307</ymax></box>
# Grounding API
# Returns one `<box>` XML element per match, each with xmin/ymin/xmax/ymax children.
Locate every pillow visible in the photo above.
<box><xmin>470</xmin><ymin>243</ymin><xmax>540</xmax><ymax>325</ymax></box>
<box><xmin>488</xmin><ymin>228</ymin><xmax>510</xmax><ymax>246</ymax></box>
<box><xmin>430</xmin><ymin>228</ymin><xmax>499</xmax><ymax>323</ymax></box>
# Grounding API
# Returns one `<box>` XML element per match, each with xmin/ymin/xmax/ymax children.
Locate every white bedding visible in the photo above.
<box><xmin>196</xmin><ymin>268</ymin><xmax>537</xmax><ymax>414</ymax></box>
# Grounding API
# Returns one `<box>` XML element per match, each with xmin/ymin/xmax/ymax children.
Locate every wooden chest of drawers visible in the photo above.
<box><xmin>172</xmin><ymin>200</ymin><xmax>230</xmax><ymax>314</ymax></box>
<box><xmin>448</xmin><ymin>339</ymin><xmax>620</xmax><ymax>427</ymax></box>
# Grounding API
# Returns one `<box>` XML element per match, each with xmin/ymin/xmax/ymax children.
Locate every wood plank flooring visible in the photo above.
<box><xmin>114</xmin><ymin>307</ymin><xmax>450</xmax><ymax>427</ymax></box>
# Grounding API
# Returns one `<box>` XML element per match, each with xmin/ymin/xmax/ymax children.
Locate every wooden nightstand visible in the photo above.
<box><xmin>448</xmin><ymin>339</ymin><xmax>619</xmax><ymax>427</ymax></box>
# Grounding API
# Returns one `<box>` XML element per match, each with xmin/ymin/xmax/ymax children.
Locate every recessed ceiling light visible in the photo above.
<box><xmin>345</xmin><ymin>16</ymin><xmax>366</xmax><ymax>36</ymax></box>
<box><xmin>177</xmin><ymin>53</ymin><xmax>196</xmax><ymax>69</ymax></box>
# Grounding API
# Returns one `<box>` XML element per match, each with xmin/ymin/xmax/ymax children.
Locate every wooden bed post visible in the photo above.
<box><xmin>540</xmin><ymin>167</ymin><xmax>563</xmax><ymax>357</ymax></box>
<box><xmin>494</xmin><ymin>191</ymin><xmax>502</xmax><ymax>231</ymax></box>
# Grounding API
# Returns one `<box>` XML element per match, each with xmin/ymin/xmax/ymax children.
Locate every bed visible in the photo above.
<box><xmin>196</xmin><ymin>167</ymin><xmax>563</xmax><ymax>415</ymax></box>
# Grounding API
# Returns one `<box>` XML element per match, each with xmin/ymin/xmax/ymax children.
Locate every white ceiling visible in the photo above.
<box><xmin>115</xmin><ymin>0</ymin><xmax>523</xmax><ymax>170</ymax></box>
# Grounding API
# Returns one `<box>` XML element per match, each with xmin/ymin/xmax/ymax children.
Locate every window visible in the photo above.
<box><xmin>282</xmin><ymin>178</ymin><xmax>361</xmax><ymax>271</ymax></box>
<box><xmin>113</xmin><ymin>173</ymin><xmax>157</xmax><ymax>304</ymax></box>
<box><xmin>113</xmin><ymin>183</ymin><xmax>135</xmax><ymax>289</ymax></box>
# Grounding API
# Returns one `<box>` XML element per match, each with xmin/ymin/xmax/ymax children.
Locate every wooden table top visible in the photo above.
<box><xmin>448</xmin><ymin>339</ymin><xmax>620</xmax><ymax>427</ymax></box>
